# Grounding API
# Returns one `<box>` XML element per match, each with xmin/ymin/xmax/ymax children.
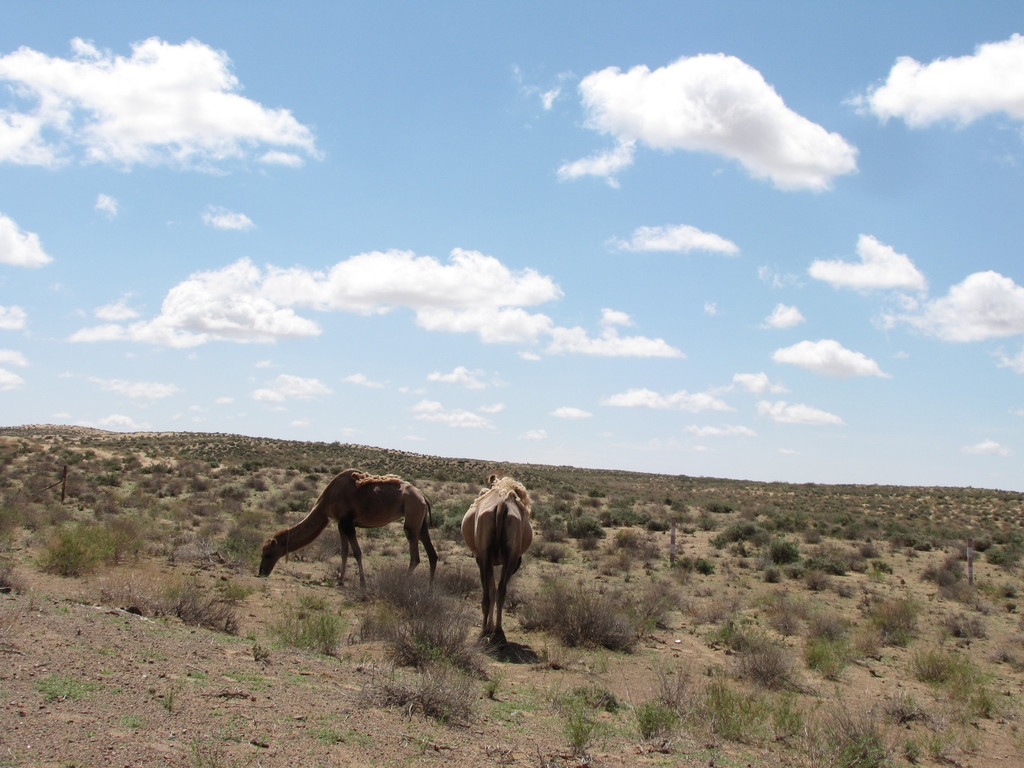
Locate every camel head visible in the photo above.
<box><xmin>258</xmin><ymin>534</ymin><xmax>287</xmax><ymax>577</ymax></box>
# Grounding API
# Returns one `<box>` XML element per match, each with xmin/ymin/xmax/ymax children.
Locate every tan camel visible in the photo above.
<box><xmin>461</xmin><ymin>474</ymin><xmax>533</xmax><ymax>644</ymax></box>
<box><xmin>258</xmin><ymin>469</ymin><xmax>438</xmax><ymax>587</ymax></box>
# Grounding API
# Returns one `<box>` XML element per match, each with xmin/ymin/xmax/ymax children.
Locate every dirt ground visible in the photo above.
<box><xmin>2</xmin><ymin>524</ymin><xmax>1023</xmax><ymax>768</ymax></box>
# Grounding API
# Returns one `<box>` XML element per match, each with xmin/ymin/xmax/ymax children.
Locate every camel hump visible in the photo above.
<box><xmin>353</xmin><ymin>471</ymin><xmax>404</xmax><ymax>487</ymax></box>
<box><xmin>490</xmin><ymin>476</ymin><xmax>532</xmax><ymax>516</ymax></box>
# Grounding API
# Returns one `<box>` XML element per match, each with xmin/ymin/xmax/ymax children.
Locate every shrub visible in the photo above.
<box><xmin>167</xmin><ymin>579</ymin><xmax>239</xmax><ymax>634</ymax></box>
<box><xmin>360</xmin><ymin>664</ymin><xmax>474</xmax><ymax>724</ymax></box>
<box><xmin>518</xmin><ymin>579</ymin><xmax>636</xmax><ymax>652</ymax></box>
<box><xmin>804</xmin><ymin>637</ymin><xmax>851</xmax><ymax>680</ymax></box>
<box><xmin>813</xmin><ymin>707</ymin><xmax>893</xmax><ymax>768</ymax></box>
<box><xmin>942</xmin><ymin>611</ymin><xmax>986</xmax><ymax>639</ymax></box>
<box><xmin>768</xmin><ymin>537</ymin><xmax>801</xmax><ymax>565</ymax></box>
<box><xmin>38</xmin><ymin>523</ymin><xmax>115</xmax><ymax>577</ymax></box>
<box><xmin>701</xmin><ymin>675</ymin><xmax>770</xmax><ymax>742</ymax></box>
<box><xmin>867</xmin><ymin>597</ymin><xmax>919</xmax><ymax>647</ymax></box>
<box><xmin>566</xmin><ymin>514</ymin><xmax>604</xmax><ymax>540</ymax></box>
<box><xmin>635</xmin><ymin>701</ymin><xmax>678</xmax><ymax>740</ymax></box>
<box><xmin>732</xmin><ymin>635</ymin><xmax>799</xmax><ymax>690</ymax></box>
<box><xmin>360</xmin><ymin>568</ymin><xmax>481</xmax><ymax>674</ymax></box>
<box><xmin>271</xmin><ymin>602</ymin><xmax>342</xmax><ymax>655</ymax></box>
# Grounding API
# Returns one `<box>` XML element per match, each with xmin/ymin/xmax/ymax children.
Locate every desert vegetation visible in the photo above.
<box><xmin>1</xmin><ymin>424</ymin><xmax>1023</xmax><ymax>767</ymax></box>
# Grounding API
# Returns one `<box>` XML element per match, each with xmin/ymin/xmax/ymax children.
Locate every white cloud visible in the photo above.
<box><xmin>998</xmin><ymin>346</ymin><xmax>1024</xmax><ymax>374</ymax></box>
<box><xmin>763</xmin><ymin>303</ymin><xmax>805</xmax><ymax>329</ymax></box>
<box><xmin>0</xmin><ymin>349</ymin><xmax>27</xmax><ymax>367</ymax></box>
<box><xmin>733</xmin><ymin>372</ymin><xmax>788</xmax><ymax>394</ymax></box>
<box><xmin>0</xmin><ymin>305</ymin><xmax>27</xmax><ymax>329</ymax></box>
<box><xmin>96</xmin><ymin>414</ymin><xmax>150</xmax><ymax>431</ymax></box>
<box><xmin>686</xmin><ymin>424</ymin><xmax>756</xmax><ymax>438</ymax></box>
<box><xmin>253</xmin><ymin>374</ymin><xmax>332</xmax><ymax>402</ymax></box>
<box><xmin>612</xmin><ymin>223</ymin><xmax>739</xmax><ymax>255</ymax></box>
<box><xmin>557</xmin><ymin>141</ymin><xmax>636</xmax><ymax>187</ymax></box>
<box><xmin>411</xmin><ymin>399</ymin><xmax>493</xmax><ymax>429</ymax></box>
<box><xmin>773</xmin><ymin>339</ymin><xmax>890</xmax><ymax>378</ymax></box>
<box><xmin>552</xmin><ymin>406</ymin><xmax>592</xmax><ymax>419</ymax></box>
<box><xmin>479</xmin><ymin>403</ymin><xmax>505</xmax><ymax>414</ymax></box>
<box><xmin>70</xmin><ymin>258</ymin><xmax>322</xmax><ymax>347</ymax></box>
<box><xmin>600</xmin><ymin>308</ymin><xmax>633</xmax><ymax>328</ymax></box>
<box><xmin>0</xmin><ymin>37</ymin><xmax>318</xmax><ymax>168</ymax></box>
<box><xmin>428</xmin><ymin>366</ymin><xmax>487</xmax><ymax>389</ymax></box>
<box><xmin>603</xmin><ymin>387</ymin><xmax>733</xmax><ymax>412</ymax></box>
<box><xmin>202</xmin><ymin>206</ymin><xmax>255</xmax><ymax>231</ymax></box>
<box><xmin>90</xmin><ymin>377</ymin><xmax>180</xmax><ymax>399</ymax></box>
<box><xmin>548</xmin><ymin>322</ymin><xmax>683</xmax><ymax>358</ymax></box>
<box><xmin>0</xmin><ymin>214</ymin><xmax>52</xmax><ymax>267</ymax></box>
<box><xmin>893</xmin><ymin>271</ymin><xmax>1024</xmax><ymax>342</ymax></box>
<box><xmin>757</xmin><ymin>400</ymin><xmax>845</xmax><ymax>426</ymax></box>
<box><xmin>94</xmin><ymin>297</ymin><xmax>140</xmax><ymax>321</ymax></box>
<box><xmin>0</xmin><ymin>368</ymin><xmax>25</xmax><ymax>390</ymax></box>
<box><xmin>343</xmin><ymin>373</ymin><xmax>385</xmax><ymax>388</ymax></box>
<box><xmin>95</xmin><ymin>193</ymin><xmax>118</xmax><ymax>217</ymax></box>
<box><xmin>962</xmin><ymin>439</ymin><xmax>1010</xmax><ymax>457</ymax></box>
<box><xmin>259</xmin><ymin>150</ymin><xmax>306</xmax><ymax>167</ymax></box>
<box><xmin>857</xmin><ymin>34</ymin><xmax>1024</xmax><ymax>128</ymax></box>
<box><xmin>523</xmin><ymin>429</ymin><xmax>548</xmax><ymax>440</ymax></box>
<box><xmin>704</xmin><ymin>302</ymin><xmax>718</xmax><ymax>317</ymax></box>
<box><xmin>809</xmin><ymin>235</ymin><xmax>926</xmax><ymax>291</ymax></box>
<box><xmin>566</xmin><ymin>54</ymin><xmax>857</xmax><ymax>190</ymax></box>
<box><xmin>67</xmin><ymin>249</ymin><xmax>677</xmax><ymax>358</ymax></box>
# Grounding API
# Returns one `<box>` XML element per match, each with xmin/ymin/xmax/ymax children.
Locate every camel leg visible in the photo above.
<box><xmin>337</xmin><ymin>522</ymin><xmax>349</xmax><ymax>584</ymax></box>
<box><xmin>339</xmin><ymin>520</ymin><xmax>366</xmax><ymax>588</ymax></box>
<box><xmin>419</xmin><ymin>521</ymin><xmax>438</xmax><ymax>584</ymax></box>
<box><xmin>493</xmin><ymin>555</ymin><xmax>520</xmax><ymax>646</ymax></box>
<box><xmin>477</xmin><ymin>557</ymin><xmax>495</xmax><ymax>638</ymax></box>
<box><xmin>404</xmin><ymin>523</ymin><xmax>421</xmax><ymax>573</ymax></box>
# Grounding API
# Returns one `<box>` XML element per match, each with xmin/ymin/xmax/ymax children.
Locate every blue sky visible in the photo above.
<box><xmin>2</xmin><ymin>2</ymin><xmax>1024</xmax><ymax>491</ymax></box>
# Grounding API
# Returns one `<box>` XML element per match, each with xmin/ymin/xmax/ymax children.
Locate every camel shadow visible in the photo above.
<box><xmin>481</xmin><ymin>639</ymin><xmax>541</xmax><ymax>664</ymax></box>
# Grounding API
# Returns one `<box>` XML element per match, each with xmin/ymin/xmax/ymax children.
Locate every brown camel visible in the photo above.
<box><xmin>461</xmin><ymin>474</ymin><xmax>533</xmax><ymax>644</ymax></box>
<box><xmin>258</xmin><ymin>469</ymin><xmax>438</xmax><ymax>587</ymax></box>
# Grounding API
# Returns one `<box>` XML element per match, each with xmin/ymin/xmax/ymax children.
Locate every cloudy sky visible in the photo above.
<box><xmin>3</xmin><ymin>2</ymin><xmax>1024</xmax><ymax>490</ymax></box>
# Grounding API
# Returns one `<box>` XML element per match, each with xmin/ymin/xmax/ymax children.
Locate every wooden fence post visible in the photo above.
<box><xmin>670</xmin><ymin>520</ymin><xmax>677</xmax><ymax>566</ymax></box>
<box><xmin>967</xmin><ymin>537</ymin><xmax>974</xmax><ymax>586</ymax></box>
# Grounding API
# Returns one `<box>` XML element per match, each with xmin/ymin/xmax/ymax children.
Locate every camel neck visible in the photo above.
<box><xmin>281</xmin><ymin>503</ymin><xmax>329</xmax><ymax>552</ymax></box>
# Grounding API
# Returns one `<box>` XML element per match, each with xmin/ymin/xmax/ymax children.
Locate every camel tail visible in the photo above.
<box><xmin>426</xmin><ymin>497</ymin><xmax>434</xmax><ymax>529</ymax></box>
<box><xmin>493</xmin><ymin>500</ymin><xmax>509</xmax><ymax>555</ymax></box>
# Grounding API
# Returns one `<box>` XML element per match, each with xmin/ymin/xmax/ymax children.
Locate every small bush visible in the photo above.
<box><xmin>271</xmin><ymin>602</ymin><xmax>342</xmax><ymax>654</ymax></box>
<box><xmin>733</xmin><ymin>635</ymin><xmax>799</xmax><ymax>690</ymax></box>
<box><xmin>701</xmin><ymin>675</ymin><xmax>771</xmax><ymax>742</ymax></box>
<box><xmin>518</xmin><ymin>579</ymin><xmax>636</xmax><ymax>652</ymax></box>
<box><xmin>942</xmin><ymin>611</ymin><xmax>986</xmax><ymax>639</ymax></box>
<box><xmin>635</xmin><ymin>701</ymin><xmax>678</xmax><ymax>739</ymax></box>
<box><xmin>360</xmin><ymin>664</ymin><xmax>474</xmax><ymax>724</ymax></box>
<box><xmin>813</xmin><ymin>707</ymin><xmax>893</xmax><ymax>768</ymax></box>
<box><xmin>360</xmin><ymin>568</ymin><xmax>481</xmax><ymax>674</ymax></box>
<box><xmin>805</xmin><ymin>636</ymin><xmax>851</xmax><ymax>680</ymax></box>
<box><xmin>168</xmin><ymin>579</ymin><xmax>239</xmax><ymax>634</ymax></box>
<box><xmin>867</xmin><ymin>597</ymin><xmax>919</xmax><ymax>647</ymax></box>
<box><xmin>566</xmin><ymin>514</ymin><xmax>605</xmax><ymax>540</ymax></box>
<box><xmin>768</xmin><ymin>538</ymin><xmax>801</xmax><ymax>565</ymax></box>
<box><xmin>38</xmin><ymin>523</ymin><xmax>114</xmax><ymax>577</ymax></box>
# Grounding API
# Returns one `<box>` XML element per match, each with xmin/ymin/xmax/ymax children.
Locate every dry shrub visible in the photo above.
<box><xmin>97</xmin><ymin>572</ymin><xmax>238</xmax><ymax>634</ymax></box>
<box><xmin>518</xmin><ymin>578</ymin><xmax>636</xmax><ymax>652</ymax></box>
<box><xmin>360</xmin><ymin>566</ymin><xmax>482</xmax><ymax>675</ymax></box>
<box><xmin>867</xmin><ymin>597</ymin><xmax>919</xmax><ymax>647</ymax></box>
<box><xmin>942</xmin><ymin>611</ymin><xmax>986</xmax><ymax>639</ymax></box>
<box><xmin>360</xmin><ymin>664</ymin><xmax>474</xmax><ymax>724</ymax></box>
<box><xmin>764</xmin><ymin>592</ymin><xmax>806</xmax><ymax>636</ymax></box>
<box><xmin>731</xmin><ymin>634</ymin><xmax>800</xmax><ymax>690</ymax></box>
<box><xmin>810</xmin><ymin>706</ymin><xmax>893</xmax><ymax>768</ymax></box>
<box><xmin>165</xmin><ymin>578</ymin><xmax>239</xmax><ymax>634</ymax></box>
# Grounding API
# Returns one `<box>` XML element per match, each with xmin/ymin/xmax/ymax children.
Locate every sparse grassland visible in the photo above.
<box><xmin>0</xmin><ymin>424</ymin><xmax>1022</xmax><ymax>767</ymax></box>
